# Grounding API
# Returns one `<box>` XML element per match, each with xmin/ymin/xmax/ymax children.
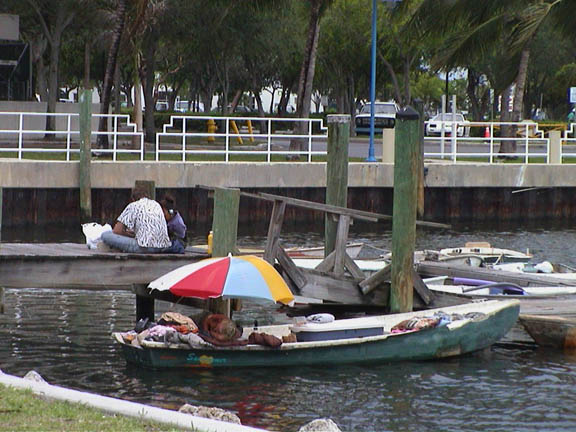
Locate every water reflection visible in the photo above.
<box><xmin>2</xmin><ymin>226</ymin><xmax>576</xmax><ymax>430</ymax></box>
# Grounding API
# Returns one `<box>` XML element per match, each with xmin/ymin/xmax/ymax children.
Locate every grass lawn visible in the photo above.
<box><xmin>0</xmin><ymin>384</ymin><xmax>183</xmax><ymax>432</ymax></box>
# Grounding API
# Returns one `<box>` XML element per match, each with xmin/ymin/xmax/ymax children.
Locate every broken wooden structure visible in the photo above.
<box><xmin>240</xmin><ymin>190</ymin><xmax>444</xmax><ymax>312</ymax></box>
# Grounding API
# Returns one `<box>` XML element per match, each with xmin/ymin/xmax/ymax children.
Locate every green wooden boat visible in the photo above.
<box><xmin>113</xmin><ymin>300</ymin><xmax>519</xmax><ymax>369</ymax></box>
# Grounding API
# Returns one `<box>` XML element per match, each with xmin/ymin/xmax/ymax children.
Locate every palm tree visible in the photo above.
<box><xmin>415</xmin><ymin>0</ymin><xmax>576</xmax><ymax>155</ymax></box>
<box><xmin>289</xmin><ymin>0</ymin><xmax>334</xmax><ymax>157</ymax></box>
<box><xmin>97</xmin><ymin>0</ymin><xmax>128</xmax><ymax>149</ymax></box>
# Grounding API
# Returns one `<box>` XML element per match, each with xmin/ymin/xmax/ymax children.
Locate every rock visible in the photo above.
<box><xmin>298</xmin><ymin>418</ymin><xmax>342</xmax><ymax>432</ymax></box>
<box><xmin>178</xmin><ymin>403</ymin><xmax>241</xmax><ymax>424</ymax></box>
<box><xmin>23</xmin><ymin>370</ymin><xmax>47</xmax><ymax>383</ymax></box>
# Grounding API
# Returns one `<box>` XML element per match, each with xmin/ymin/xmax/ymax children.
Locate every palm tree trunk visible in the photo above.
<box><xmin>499</xmin><ymin>47</ymin><xmax>530</xmax><ymax>156</ymax></box>
<box><xmin>98</xmin><ymin>0</ymin><xmax>127</xmax><ymax>149</ymax></box>
<box><xmin>290</xmin><ymin>0</ymin><xmax>323</xmax><ymax>156</ymax></box>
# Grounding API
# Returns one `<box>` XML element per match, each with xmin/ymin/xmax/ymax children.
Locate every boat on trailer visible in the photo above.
<box><xmin>113</xmin><ymin>300</ymin><xmax>520</xmax><ymax>369</ymax></box>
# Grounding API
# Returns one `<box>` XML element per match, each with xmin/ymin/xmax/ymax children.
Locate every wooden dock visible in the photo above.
<box><xmin>0</xmin><ymin>243</ymin><xmax>208</xmax><ymax>289</ymax></box>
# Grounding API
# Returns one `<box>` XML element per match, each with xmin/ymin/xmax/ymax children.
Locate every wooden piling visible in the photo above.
<box><xmin>413</xmin><ymin>100</ymin><xmax>426</xmax><ymax>218</ymax></box>
<box><xmin>135</xmin><ymin>284</ymin><xmax>155</xmax><ymax>322</ymax></box>
<box><xmin>390</xmin><ymin>107</ymin><xmax>420</xmax><ymax>313</ymax></box>
<box><xmin>79</xmin><ymin>89</ymin><xmax>92</xmax><ymax>222</ymax></box>
<box><xmin>325</xmin><ymin>115</ymin><xmax>350</xmax><ymax>257</ymax></box>
<box><xmin>135</xmin><ymin>180</ymin><xmax>156</xmax><ymax>200</ymax></box>
<box><xmin>0</xmin><ymin>187</ymin><xmax>2</xmax><ymax>244</ymax></box>
<box><xmin>209</xmin><ymin>187</ymin><xmax>241</xmax><ymax>316</ymax></box>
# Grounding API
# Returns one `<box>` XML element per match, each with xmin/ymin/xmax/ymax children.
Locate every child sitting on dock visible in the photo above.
<box><xmin>159</xmin><ymin>194</ymin><xmax>188</xmax><ymax>254</ymax></box>
<box><xmin>101</xmin><ymin>185</ymin><xmax>171</xmax><ymax>253</ymax></box>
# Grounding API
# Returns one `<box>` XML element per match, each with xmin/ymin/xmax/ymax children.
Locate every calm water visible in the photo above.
<box><xmin>2</xmin><ymin>223</ymin><xmax>576</xmax><ymax>431</ymax></box>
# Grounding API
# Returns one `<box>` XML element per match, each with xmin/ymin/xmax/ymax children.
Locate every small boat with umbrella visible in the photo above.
<box><xmin>113</xmin><ymin>256</ymin><xmax>520</xmax><ymax>369</ymax></box>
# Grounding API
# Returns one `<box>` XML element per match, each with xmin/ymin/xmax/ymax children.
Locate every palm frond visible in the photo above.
<box><xmin>431</xmin><ymin>13</ymin><xmax>506</xmax><ymax>70</ymax></box>
<box><xmin>508</xmin><ymin>1</ymin><xmax>557</xmax><ymax>51</ymax></box>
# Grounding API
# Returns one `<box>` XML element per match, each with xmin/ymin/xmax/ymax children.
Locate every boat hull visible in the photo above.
<box><xmin>115</xmin><ymin>301</ymin><xmax>520</xmax><ymax>369</ymax></box>
<box><xmin>519</xmin><ymin>315</ymin><xmax>576</xmax><ymax>350</ymax></box>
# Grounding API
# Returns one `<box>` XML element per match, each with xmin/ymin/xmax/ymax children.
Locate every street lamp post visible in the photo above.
<box><xmin>367</xmin><ymin>0</ymin><xmax>378</xmax><ymax>162</ymax></box>
<box><xmin>367</xmin><ymin>0</ymin><xmax>401</xmax><ymax>162</ymax></box>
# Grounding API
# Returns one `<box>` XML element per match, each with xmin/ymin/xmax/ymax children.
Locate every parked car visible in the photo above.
<box><xmin>355</xmin><ymin>102</ymin><xmax>398</xmax><ymax>135</ymax></box>
<box><xmin>425</xmin><ymin>113</ymin><xmax>470</xmax><ymax>137</ymax></box>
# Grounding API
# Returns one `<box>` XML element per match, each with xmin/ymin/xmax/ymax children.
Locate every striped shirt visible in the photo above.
<box><xmin>117</xmin><ymin>198</ymin><xmax>171</xmax><ymax>248</ymax></box>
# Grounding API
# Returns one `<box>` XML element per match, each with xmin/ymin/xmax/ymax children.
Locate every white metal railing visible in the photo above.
<box><xmin>0</xmin><ymin>112</ymin><xmax>144</xmax><ymax>161</ymax></box>
<box><xmin>562</xmin><ymin>123</ymin><xmax>576</xmax><ymax>162</ymax></box>
<box><xmin>155</xmin><ymin>116</ymin><xmax>327</xmax><ymax>162</ymax></box>
<box><xmin>423</xmin><ymin>120</ymin><xmax>549</xmax><ymax>163</ymax></box>
<box><xmin>1</xmin><ymin>112</ymin><xmax>574</xmax><ymax>164</ymax></box>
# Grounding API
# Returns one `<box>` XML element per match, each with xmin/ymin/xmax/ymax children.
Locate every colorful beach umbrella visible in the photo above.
<box><xmin>148</xmin><ymin>255</ymin><xmax>294</xmax><ymax>305</ymax></box>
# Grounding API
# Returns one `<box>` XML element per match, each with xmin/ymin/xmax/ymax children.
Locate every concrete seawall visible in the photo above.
<box><xmin>2</xmin><ymin>160</ymin><xmax>576</xmax><ymax>226</ymax></box>
<box><xmin>2</xmin><ymin>160</ymin><xmax>576</xmax><ymax>188</ymax></box>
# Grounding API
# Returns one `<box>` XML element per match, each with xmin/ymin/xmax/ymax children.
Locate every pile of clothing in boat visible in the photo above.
<box><xmin>120</xmin><ymin>311</ymin><xmax>288</xmax><ymax>349</ymax></box>
<box><xmin>391</xmin><ymin>311</ymin><xmax>486</xmax><ymax>333</ymax></box>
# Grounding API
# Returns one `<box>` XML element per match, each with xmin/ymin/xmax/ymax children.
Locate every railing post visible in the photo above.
<box><xmin>390</xmin><ymin>106</ymin><xmax>420</xmax><ymax>313</ymax></box>
<box><xmin>79</xmin><ymin>89</ymin><xmax>93</xmax><ymax>222</ymax></box>
<box><xmin>549</xmin><ymin>130</ymin><xmax>562</xmax><ymax>164</ymax></box>
<box><xmin>325</xmin><ymin>114</ymin><xmax>350</xmax><ymax>257</ymax></box>
<box><xmin>18</xmin><ymin>113</ymin><xmax>23</xmax><ymax>160</ymax></box>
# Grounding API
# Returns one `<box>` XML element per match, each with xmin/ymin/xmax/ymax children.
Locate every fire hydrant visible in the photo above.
<box><xmin>207</xmin><ymin>118</ymin><xmax>217</xmax><ymax>143</ymax></box>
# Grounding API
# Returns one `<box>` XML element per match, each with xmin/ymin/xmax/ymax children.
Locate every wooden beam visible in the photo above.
<box><xmin>343</xmin><ymin>253</ymin><xmax>366</xmax><ymax>280</ymax></box>
<box><xmin>263</xmin><ymin>200</ymin><xmax>286</xmax><ymax>264</ymax></box>
<box><xmin>298</xmin><ymin>268</ymin><xmax>388</xmax><ymax>305</ymax></box>
<box><xmin>390</xmin><ymin>107</ymin><xmax>420</xmax><ymax>313</ymax></box>
<box><xmin>416</xmin><ymin>261</ymin><xmax>576</xmax><ymax>287</ymax></box>
<box><xmin>315</xmin><ymin>251</ymin><xmax>336</xmax><ymax>273</ymax></box>
<box><xmin>238</xmin><ymin>191</ymin><xmax>450</xmax><ymax>229</ymax></box>
<box><xmin>359</xmin><ymin>264</ymin><xmax>391</xmax><ymax>295</ymax></box>
<box><xmin>412</xmin><ymin>268</ymin><xmax>434</xmax><ymax>306</ymax></box>
<box><xmin>79</xmin><ymin>89</ymin><xmax>92</xmax><ymax>222</ymax></box>
<box><xmin>333</xmin><ymin>215</ymin><xmax>351</xmax><ymax>276</ymax></box>
<box><xmin>325</xmin><ymin>115</ymin><xmax>350</xmax><ymax>256</ymax></box>
<box><xmin>275</xmin><ymin>244</ymin><xmax>308</xmax><ymax>290</ymax></box>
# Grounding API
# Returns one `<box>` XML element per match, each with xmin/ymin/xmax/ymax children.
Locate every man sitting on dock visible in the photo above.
<box><xmin>101</xmin><ymin>185</ymin><xmax>171</xmax><ymax>253</ymax></box>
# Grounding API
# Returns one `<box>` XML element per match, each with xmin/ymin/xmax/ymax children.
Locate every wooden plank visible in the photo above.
<box><xmin>412</xmin><ymin>268</ymin><xmax>434</xmax><ymax>305</ymax></box>
<box><xmin>315</xmin><ymin>250</ymin><xmax>336</xmax><ymax>273</ymax></box>
<box><xmin>238</xmin><ymin>190</ymin><xmax>450</xmax><ymax>229</ymax></box>
<box><xmin>390</xmin><ymin>107</ymin><xmax>420</xmax><ymax>312</ymax></box>
<box><xmin>275</xmin><ymin>244</ymin><xmax>307</xmax><ymax>290</ymax></box>
<box><xmin>299</xmin><ymin>268</ymin><xmax>388</xmax><ymax>305</ymax></box>
<box><xmin>325</xmin><ymin>115</ymin><xmax>350</xmax><ymax>256</ymax></box>
<box><xmin>0</xmin><ymin>254</ymin><xmax>203</xmax><ymax>289</ymax></box>
<box><xmin>416</xmin><ymin>261</ymin><xmax>576</xmax><ymax>287</ymax></box>
<box><xmin>333</xmin><ymin>215</ymin><xmax>351</xmax><ymax>276</ymax></box>
<box><xmin>263</xmin><ymin>200</ymin><xmax>286</xmax><ymax>264</ymax></box>
<box><xmin>359</xmin><ymin>264</ymin><xmax>391</xmax><ymax>295</ymax></box>
<box><xmin>79</xmin><ymin>89</ymin><xmax>92</xmax><ymax>221</ymax></box>
<box><xmin>343</xmin><ymin>253</ymin><xmax>366</xmax><ymax>280</ymax></box>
